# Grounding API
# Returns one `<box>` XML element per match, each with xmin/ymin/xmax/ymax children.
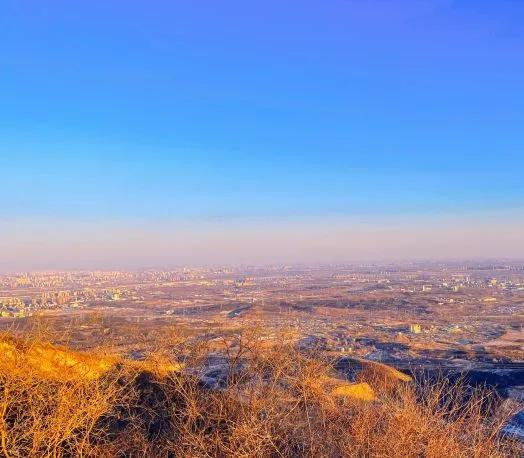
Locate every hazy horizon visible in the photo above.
<box><xmin>2</xmin><ymin>212</ymin><xmax>524</xmax><ymax>271</ymax></box>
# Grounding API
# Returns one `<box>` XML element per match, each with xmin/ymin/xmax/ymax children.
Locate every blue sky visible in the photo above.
<box><xmin>1</xmin><ymin>1</ymin><xmax>523</xmax><ymax>267</ymax></box>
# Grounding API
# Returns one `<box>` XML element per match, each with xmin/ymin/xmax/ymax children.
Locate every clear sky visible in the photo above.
<box><xmin>1</xmin><ymin>1</ymin><xmax>523</xmax><ymax>269</ymax></box>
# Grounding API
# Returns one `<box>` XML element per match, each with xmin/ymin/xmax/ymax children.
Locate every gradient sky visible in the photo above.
<box><xmin>1</xmin><ymin>1</ymin><xmax>523</xmax><ymax>269</ymax></box>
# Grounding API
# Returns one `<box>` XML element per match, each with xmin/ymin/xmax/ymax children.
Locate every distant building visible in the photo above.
<box><xmin>409</xmin><ymin>324</ymin><xmax>422</xmax><ymax>334</ymax></box>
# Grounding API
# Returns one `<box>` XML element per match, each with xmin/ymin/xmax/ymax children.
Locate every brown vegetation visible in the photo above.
<box><xmin>0</xmin><ymin>330</ymin><xmax>521</xmax><ymax>457</ymax></box>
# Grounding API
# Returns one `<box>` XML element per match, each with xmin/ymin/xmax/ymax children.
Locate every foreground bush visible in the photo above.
<box><xmin>0</xmin><ymin>331</ymin><xmax>521</xmax><ymax>457</ymax></box>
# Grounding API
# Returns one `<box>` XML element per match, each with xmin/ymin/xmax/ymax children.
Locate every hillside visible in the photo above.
<box><xmin>0</xmin><ymin>331</ymin><xmax>521</xmax><ymax>457</ymax></box>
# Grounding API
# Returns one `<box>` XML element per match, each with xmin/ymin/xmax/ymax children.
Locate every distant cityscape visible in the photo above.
<box><xmin>2</xmin><ymin>263</ymin><xmax>522</xmax><ymax>370</ymax></box>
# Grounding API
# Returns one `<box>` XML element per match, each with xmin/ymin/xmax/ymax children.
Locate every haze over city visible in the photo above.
<box><xmin>1</xmin><ymin>214</ymin><xmax>524</xmax><ymax>271</ymax></box>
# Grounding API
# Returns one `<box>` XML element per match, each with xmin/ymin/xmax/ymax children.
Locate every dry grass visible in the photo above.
<box><xmin>0</xmin><ymin>329</ymin><xmax>521</xmax><ymax>457</ymax></box>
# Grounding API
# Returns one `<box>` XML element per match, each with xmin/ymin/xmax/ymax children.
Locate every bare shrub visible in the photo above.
<box><xmin>0</xmin><ymin>330</ymin><xmax>521</xmax><ymax>457</ymax></box>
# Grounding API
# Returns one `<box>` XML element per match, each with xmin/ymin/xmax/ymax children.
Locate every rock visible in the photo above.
<box><xmin>331</xmin><ymin>382</ymin><xmax>375</xmax><ymax>401</ymax></box>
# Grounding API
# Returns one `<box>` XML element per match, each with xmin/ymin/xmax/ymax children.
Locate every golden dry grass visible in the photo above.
<box><xmin>0</xmin><ymin>330</ymin><xmax>521</xmax><ymax>457</ymax></box>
